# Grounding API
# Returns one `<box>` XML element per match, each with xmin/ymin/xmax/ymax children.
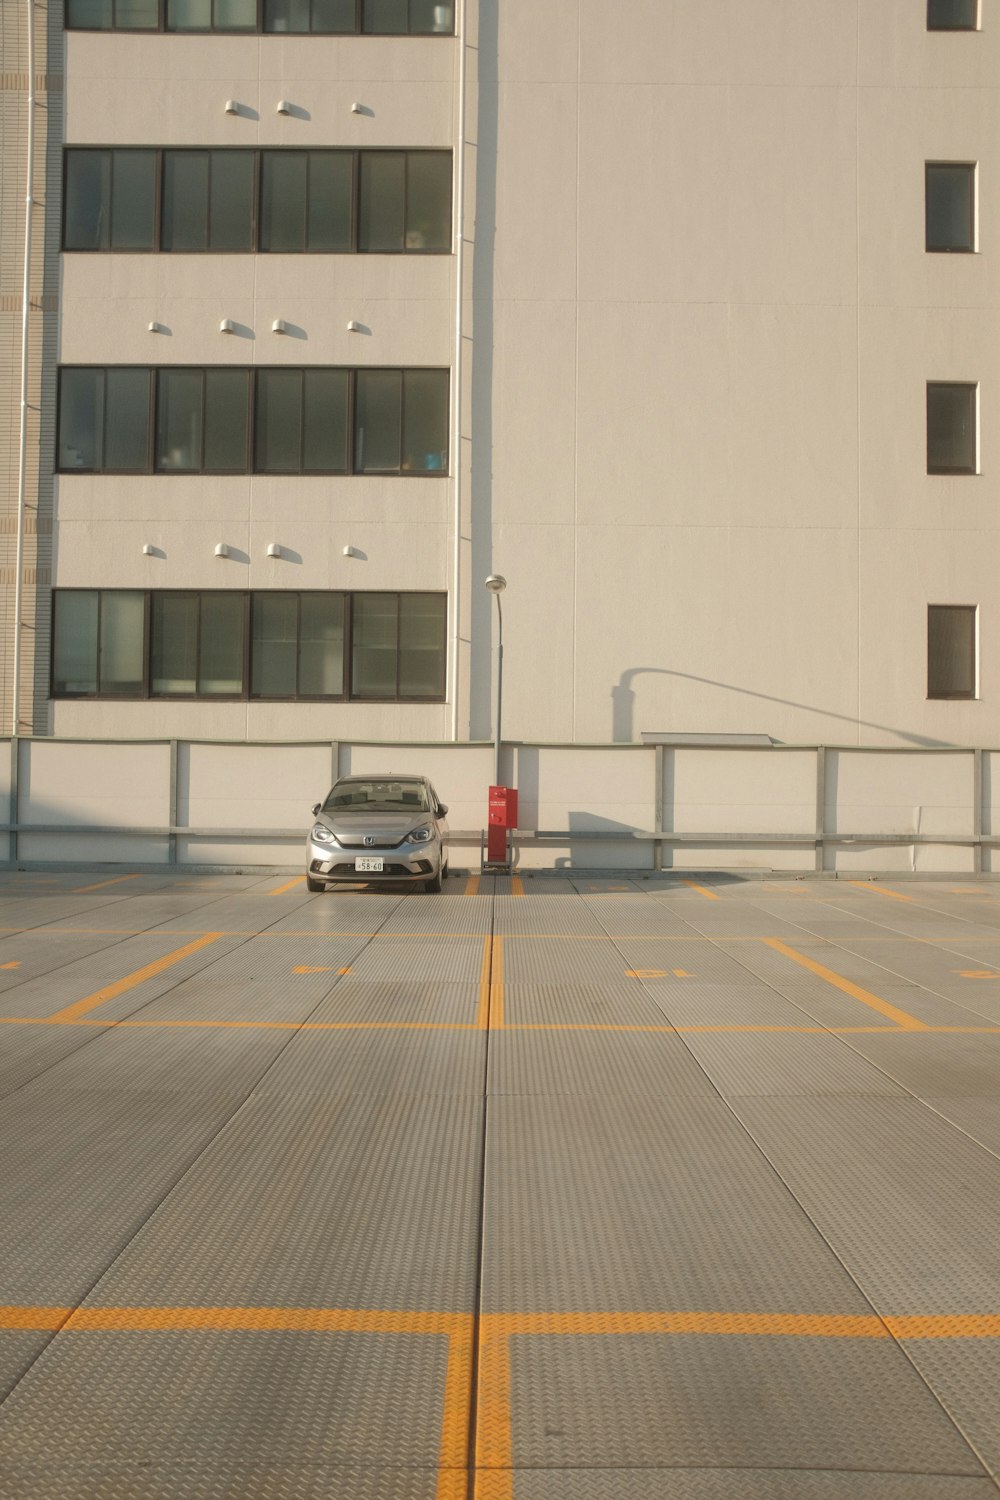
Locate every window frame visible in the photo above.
<box><xmin>63</xmin><ymin>147</ymin><xmax>451</xmax><ymax>257</ymax></box>
<box><xmin>925</xmin><ymin>161</ymin><xmax>977</xmax><ymax>254</ymax></box>
<box><xmin>926</xmin><ymin>380</ymin><xmax>980</xmax><ymax>476</ymax></box>
<box><xmin>65</xmin><ymin>0</ymin><xmax>456</xmax><ymax>35</ymax></box>
<box><xmin>51</xmin><ymin>590</ymin><xmax>447</xmax><ymax>702</ymax></box>
<box><xmin>927</xmin><ymin>604</ymin><xmax>978</xmax><ymax>701</ymax></box>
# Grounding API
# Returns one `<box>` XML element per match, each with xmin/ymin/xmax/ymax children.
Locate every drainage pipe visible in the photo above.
<box><xmin>449</xmin><ymin>0</ymin><xmax>468</xmax><ymax>740</ymax></box>
<box><xmin>14</xmin><ymin>0</ymin><xmax>37</xmax><ymax>738</ymax></box>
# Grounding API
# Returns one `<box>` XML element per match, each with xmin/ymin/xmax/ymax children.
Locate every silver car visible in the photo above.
<box><xmin>306</xmin><ymin>774</ymin><xmax>450</xmax><ymax>893</ymax></box>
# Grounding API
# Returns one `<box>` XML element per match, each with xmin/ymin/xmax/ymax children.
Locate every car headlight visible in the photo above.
<box><xmin>405</xmin><ymin>825</ymin><xmax>434</xmax><ymax>845</ymax></box>
<box><xmin>311</xmin><ymin>823</ymin><xmax>337</xmax><ymax>844</ymax></box>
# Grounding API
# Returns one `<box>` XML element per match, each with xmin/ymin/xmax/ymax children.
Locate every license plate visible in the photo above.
<box><xmin>355</xmin><ymin>857</ymin><xmax>384</xmax><ymax>873</ymax></box>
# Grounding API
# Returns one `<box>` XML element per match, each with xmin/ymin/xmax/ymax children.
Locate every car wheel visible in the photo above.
<box><xmin>306</xmin><ymin>876</ymin><xmax>325</xmax><ymax>893</ymax></box>
<box><xmin>425</xmin><ymin>867</ymin><xmax>443</xmax><ymax>894</ymax></box>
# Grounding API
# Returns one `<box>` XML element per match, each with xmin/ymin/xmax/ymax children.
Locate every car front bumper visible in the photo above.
<box><xmin>306</xmin><ymin>836</ymin><xmax>442</xmax><ymax>884</ymax></box>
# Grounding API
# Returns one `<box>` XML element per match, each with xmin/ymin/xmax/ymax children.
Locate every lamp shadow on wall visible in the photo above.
<box><xmin>612</xmin><ymin>667</ymin><xmax>954</xmax><ymax>749</ymax></box>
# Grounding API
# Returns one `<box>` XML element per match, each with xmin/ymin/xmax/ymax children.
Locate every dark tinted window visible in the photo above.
<box><xmin>927</xmin><ymin>0</ymin><xmax>978</xmax><ymax>29</ymax></box>
<box><xmin>64</xmin><ymin>150</ymin><xmax>156</xmax><ymax>251</ymax></box>
<box><xmin>926</xmin><ymin>163</ymin><xmax>975</xmax><ymax>252</ymax></box>
<box><xmin>927</xmin><ymin>383</ymin><xmax>977</xmax><ymax>474</ymax></box>
<box><xmin>52</xmin><ymin>591</ymin><xmax>442</xmax><ymax>700</ymax></box>
<box><xmin>928</xmin><ymin>606</ymin><xmax>976</xmax><ymax>698</ymax></box>
<box><xmin>59</xmin><ymin>367</ymin><xmax>445</xmax><ymax>475</ymax></box>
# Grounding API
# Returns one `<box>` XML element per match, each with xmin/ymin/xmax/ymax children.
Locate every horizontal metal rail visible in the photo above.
<box><xmin>1</xmin><ymin>824</ymin><xmax>991</xmax><ymax>848</ymax></box>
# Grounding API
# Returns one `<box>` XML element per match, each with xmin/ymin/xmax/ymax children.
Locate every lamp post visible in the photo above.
<box><xmin>484</xmin><ymin>574</ymin><xmax>513</xmax><ymax>868</ymax></box>
<box><xmin>485</xmin><ymin>574</ymin><xmax>506</xmax><ymax>784</ymax></box>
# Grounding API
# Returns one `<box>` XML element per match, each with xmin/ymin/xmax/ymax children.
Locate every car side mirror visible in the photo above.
<box><xmin>437</xmin><ymin>803</ymin><xmax>448</xmax><ymax>816</ymax></box>
<box><xmin>311</xmin><ymin>804</ymin><xmax>321</xmax><ymax>816</ymax></box>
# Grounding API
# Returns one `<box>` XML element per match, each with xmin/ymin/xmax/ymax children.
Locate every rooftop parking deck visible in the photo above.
<box><xmin>4</xmin><ymin>869</ymin><xmax>1000</xmax><ymax>1496</ymax></box>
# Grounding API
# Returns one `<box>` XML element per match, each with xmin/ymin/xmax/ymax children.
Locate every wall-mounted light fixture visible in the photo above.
<box><xmin>224</xmin><ymin>99</ymin><xmax>239</xmax><ymax>115</ymax></box>
<box><xmin>219</xmin><ymin>319</ymin><xmax>235</xmax><ymax>334</ymax></box>
<box><xmin>351</xmin><ymin>101</ymin><xmax>364</xmax><ymax>114</ymax></box>
<box><xmin>266</xmin><ymin>543</ymin><xmax>282</xmax><ymax>558</ymax></box>
<box><xmin>342</xmin><ymin>545</ymin><xmax>361</xmax><ymax>558</ymax></box>
<box><xmin>147</xmin><ymin>321</ymin><xmax>165</xmax><ymax>334</ymax></box>
<box><xmin>271</xmin><ymin>319</ymin><xmax>288</xmax><ymax>335</ymax></box>
<box><xmin>276</xmin><ymin>100</ymin><xmax>291</xmax><ymax>115</ymax></box>
<box><xmin>346</xmin><ymin>320</ymin><xmax>362</xmax><ymax>332</ymax></box>
<box><xmin>142</xmin><ymin>543</ymin><xmax>156</xmax><ymax>556</ymax></box>
<box><xmin>214</xmin><ymin>543</ymin><xmax>230</xmax><ymax>558</ymax></box>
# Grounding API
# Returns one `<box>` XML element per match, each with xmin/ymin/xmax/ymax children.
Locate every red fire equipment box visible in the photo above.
<box><xmin>488</xmin><ymin>785</ymin><xmax>518</xmax><ymax>828</ymax></box>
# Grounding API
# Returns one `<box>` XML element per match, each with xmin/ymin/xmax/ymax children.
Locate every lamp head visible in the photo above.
<box><xmin>484</xmin><ymin>575</ymin><xmax>507</xmax><ymax>594</ymax></box>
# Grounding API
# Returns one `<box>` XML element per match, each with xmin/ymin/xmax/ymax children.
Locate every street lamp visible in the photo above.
<box><xmin>485</xmin><ymin>575</ymin><xmax>506</xmax><ymax>785</ymax></box>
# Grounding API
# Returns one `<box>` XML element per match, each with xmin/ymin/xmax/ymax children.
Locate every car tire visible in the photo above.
<box><xmin>425</xmin><ymin>867</ymin><xmax>443</xmax><ymax>894</ymax></box>
<box><xmin>306</xmin><ymin>876</ymin><xmax>325</xmax><ymax>893</ymax></box>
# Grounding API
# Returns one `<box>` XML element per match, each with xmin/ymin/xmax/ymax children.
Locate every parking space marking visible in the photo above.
<box><xmin>270</xmin><ymin>876</ymin><xmax>307</xmax><ymax>895</ymax></box>
<box><xmin>465</xmin><ymin>876</ymin><xmax>481</xmax><ymax>897</ymax></box>
<box><xmin>681</xmin><ymin>879</ymin><xmax>721</xmax><ymax>899</ymax></box>
<box><xmin>0</xmin><ymin>961</ymin><xmax>20</xmax><ymax>969</ymax></box>
<box><xmin>511</xmin><ymin>878</ymin><xmax>525</xmax><ymax>898</ymax></box>
<box><xmin>763</xmin><ymin>938</ymin><xmax>929</xmax><ymax>1030</ymax></box>
<box><xmin>477</xmin><ymin>934</ymin><xmax>504</xmax><ymax>1030</ymax></box>
<box><xmin>958</xmin><ymin>970</ymin><xmax>1000</xmax><ymax>979</ymax></box>
<box><xmin>46</xmin><ymin>933</ymin><xmax>223</xmax><ymax>1023</ymax></box>
<box><xmin>72</xmin><ymin>874</ymin><xmax>142</xmax><ymax>894</ymax></box>
<box><xmin>846</xmin><ymin>881</ymin><xmax>913</xmax><ymax>902</ymax></box>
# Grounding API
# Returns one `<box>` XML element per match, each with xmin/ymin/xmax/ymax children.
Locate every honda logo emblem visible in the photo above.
<box><xmin>364</xmin><ymin>836</ymin><xmax>375</xmax><ymax>847</ymax></box>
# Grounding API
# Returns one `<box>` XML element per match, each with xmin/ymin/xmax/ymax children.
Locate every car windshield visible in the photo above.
<box><xmin>324</xmin><ymin>780</ymin><xmax>430</xmax><ymax>813</ymax></box>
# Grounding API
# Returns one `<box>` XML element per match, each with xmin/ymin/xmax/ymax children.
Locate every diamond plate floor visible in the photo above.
<box><xmin>3</xmin><ymin>873</ymin><xmax>1000</xmax><ymax>1495</ymax></box>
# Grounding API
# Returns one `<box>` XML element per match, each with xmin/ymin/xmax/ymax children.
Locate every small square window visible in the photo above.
<box><xmin>928</xmin><ymin>605</ymin><xmax>977</xmax><ymax>699</ymax></box>
<box><xmin>927</xmin><ymin>382</ymin><xmax>978</xmax><ymax>474</ymax></box>
<box><xmin>926</xmin><ymin>163</ymin><xmax>976</xmax><ymax>253</ymax></box>
<box><xmin>927</xmin><ymin>0</ymin><xmax>979</xmax><ymax>30</ymax></box>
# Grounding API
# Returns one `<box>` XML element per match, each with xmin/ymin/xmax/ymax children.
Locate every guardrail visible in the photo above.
<box><xmin>1</xmin><ymin>736</ymin><xmax>995</xmax><ymax>873</ymax></box>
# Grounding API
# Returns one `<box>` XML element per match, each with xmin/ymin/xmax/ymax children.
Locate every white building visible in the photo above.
<box><xmin>2</xmin><ymin>0</ymin><xmax>999</xmax><ymax>757</ymax></box>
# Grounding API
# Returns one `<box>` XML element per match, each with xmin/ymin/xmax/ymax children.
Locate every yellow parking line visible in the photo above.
<box><xmin>764</xmin><ymin>938</ymin><xmax>928</xmax><ymax>1030</ymax></box>
<box><xmin>681</xmin><ymin>880</ymin><xmax>720</xmax><ymax>899</ymax></box>
<box><xmin>465</xmin><ymin>875</ymin><xmax>480</xmax><ymax>897</ymax></box>
<box><xmin>491</xmin><ymin>935</ymin><xmax>505</xmax><ymax>1028</ymax></box>
<box><xmin>847</xmin><ymin>881</ymin><xmax>913</xmax><ymax>902</ymax></box>
<box><xmin>47</xmin><ymin>933</ymin><xmax>222</xmax><ymax>1023</ymax></box>
<box><xmin>511</xmin><ymin>877</ymin><xmax>525</xmax><ymax>897</ymax></box>
<box><xmin>271</xmin><ymin>875</ymin><xmax>307</xmax><ymax>895</ymax></box>
<box><xmin>476</xmin><ymin>935</ymin><xmax>493</xmax><ymax>1030</ymax></box>
<box><xmin>72</xmin><ymin>874</ymin><xmax>142</xmax><ymax>894</ymax></box>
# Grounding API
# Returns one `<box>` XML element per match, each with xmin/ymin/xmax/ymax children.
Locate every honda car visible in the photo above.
<box><xmin>306</xmin><ymin>774</ymin><xmax>450</xmax><ymax>893</ymax></box>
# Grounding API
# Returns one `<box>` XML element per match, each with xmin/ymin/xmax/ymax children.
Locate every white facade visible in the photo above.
<box><xmin>7</xmin><ymin>1</ymin><xmax>1000</xmax><ymax>751</ymax></box>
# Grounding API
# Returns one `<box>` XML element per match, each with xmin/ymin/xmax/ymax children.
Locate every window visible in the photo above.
<box><xmin>355</xmin><ymin>369</ymin><xmax>449</xmax><ymax>473</ymax></box>
<box><xmin>926</xmin><ymin>163</ymin><xmax>976</xmax><ymax>252</ymax></box>
<box><xmin>58</xmin><ymin>367</ymin><xmax>448</xmax><ymax>476</ymax></box>
<box><xmin>259</xmin><ymin>153</ymin><xmax>354</xmax><ymax>252</ymax></box>
<box><xmin>57</xmin><ymin>368</ymin><xmax>152</xmax><ymax>472</ymax></box>
<box><xmin>156</xmin><ymin>370</ymin><xmax>250</xmax><ymax>471</ymax></box>
<box><xmin>63</xmin><ymin>149</ymin><xmax>451</xmax><ymax>255</ymax></box>
<box><xmin>161</xmin><ymin>152</ymin><xmax>255</xmax><ymax>251</ymax></box>
<box><xmin>52</xmin><ymin>591</ymin><xmax>145</xmax><ymax>695</ymax></box>
<box><xmin>351</xmin><ymin>594</ymin><xmax>447</xmax><ymax>698</ymax></box>
<box><xmin>52</xmin><ymin>591</ymin><xmax>446</xmax><ymax>700</ymax></box>
<box><xmin>927</xmin><ymin>382</ymin><xmax>978</xmax><ymax>474</ymax></box>
<box><xmin>65</xmin><ymin>0</ymin><xmax>158</xmax><ymax>28</ymax></box>
<box><xmin>66</xmin><ymin>0</ymin><xmax>454</xmax><ymax>32</ymax></box>
<box><xmin>251</xmin><ymin>593</ymin><xmax>346</xmax><ymax>696</ymax></box>
<box><xmin>63</xmin><ymin>150</ymin><xmax>157</xmax><ymax>250</ymax></box>
<box><xmin>927</xmin><ymin>0</ymin><xmax>978</xmax><ymax>30</ymax></box>
<box><xmin>928</xmin><ymin>605</ymin><xmax>977</xmax><ymax>699</ymax></box>
<box><xmin>254</xmin><ymin>370</ymin><xmax>349</xmax><ymax>472</ymax></box>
